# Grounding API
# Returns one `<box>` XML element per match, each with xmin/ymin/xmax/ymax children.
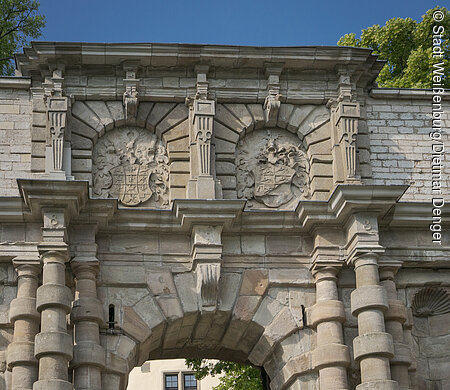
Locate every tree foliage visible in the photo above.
<box><xmin>186</xmin><ymin>359</ymin><xmax>263</xmax><ymax>390</ymax></box>
<box><xmin>338</xmin><ymin>6</ymin><xmax>449</xmax><ymax>88</ymax></box>
<box><xmin>0</xmin><ymin>0</ymin><xmax>45</xmax><ymax>75</ymax></box>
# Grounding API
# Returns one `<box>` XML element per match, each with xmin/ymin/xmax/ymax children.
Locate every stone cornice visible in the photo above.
<box><xmin>1</xmin><ymin>182</ymin><xmax>447</xmax><ymax>232</ymax></box>
<box><xmin>173</xmin><ymin>199</ymin><xmax>246</xmax><ymax>230</ymax></box>
<box><xmin>0</xmin><ymin>76</ymin><xmax>31</xmax><ymax>89</ymax></box>
<box><xmin>16</xmin><ymin>42</ymin><xmax>381</xmax><ymax>68</ymax></box>
<box><xmin>15</xmin><ymin>42</ymin><xmax>384</xmax><ymax>96</ymax></box>
<box><xmin>17</xmin><ymin>179</ymin><xmax>88</xmax><ymax>223</ymax></box>
<box><xmin>297</xmin><ymin>185</ymin><xmax>408</xmax><ymax>231</ymax></box>
<box><xmin>370</xmin><ymin>88</ymin><xmax>450</xmax><ymax>100</ymax></box>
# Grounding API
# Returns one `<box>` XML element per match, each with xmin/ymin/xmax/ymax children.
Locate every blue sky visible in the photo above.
<box><xmin>37</xmin><ymin>1</ymin><xmax>441</xmax><ymax>46</ymax></box>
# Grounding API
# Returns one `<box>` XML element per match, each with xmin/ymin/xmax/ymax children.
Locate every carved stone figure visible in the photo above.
<box><xmin>92</xmin><ymin>127</ymin><xmax>169</xmax><ymax>207</ymax></box>
<box><xmin>236</xmin><ymin>129</ymin><xmax>310</xmax><ymax>208</ymax></box>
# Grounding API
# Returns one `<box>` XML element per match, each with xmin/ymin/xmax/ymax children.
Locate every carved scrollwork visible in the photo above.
<box><xmin>236</xmin><ymin>129</ymin><xmax>310</xmax><ymax>208</ymax></box>
<box><xmin>92</xmin><ymin>127</ymin><xmax>169</xmax><ymax>207</ymax></box>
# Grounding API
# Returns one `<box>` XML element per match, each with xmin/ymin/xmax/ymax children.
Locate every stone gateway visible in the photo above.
<box><xmin>0</xmin><ymin>42</ymin><xmax>448</xmax><ymax>390</ymax></box>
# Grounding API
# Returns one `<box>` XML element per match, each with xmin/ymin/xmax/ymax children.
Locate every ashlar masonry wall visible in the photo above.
<box><xmin>365</xmin><ymin>91</ymin><xmax>449</xmax><ymax>202</ymax></box>
<box><xmin>0</xmin><ymin>80</ymin><xmax>32</xmax><ymax>196</ymax></box>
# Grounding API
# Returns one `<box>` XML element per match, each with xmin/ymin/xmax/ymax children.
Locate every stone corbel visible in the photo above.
<box><xmin>329</xmin><ymin>70</ymin><xmax>361</xmax><ymax>184</ymax></box>
<box><xmin>186</xmin><ymin>65</ymin><xmax>222</xmax><ymax>199</ymax></box>
<box><xmin>263</xmin><ymin>64</ymin><xmax>283</xmax><ymax>126</ymax></box>
<box><xmin>191</xmin><ymin>225</ymin><xmax>223</xmax><ymax>311</ymax></box>
<box><xmin>123</xmin><ymin>62</ymin><xmax>140</xmax><ymax>121</ymax></box>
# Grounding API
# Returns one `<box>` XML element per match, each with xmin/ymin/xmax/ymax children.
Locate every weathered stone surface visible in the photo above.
<box><xmin>0</xmin><ymin>42</ymin><xmax>447</xmax><ymax>390</ymax></box>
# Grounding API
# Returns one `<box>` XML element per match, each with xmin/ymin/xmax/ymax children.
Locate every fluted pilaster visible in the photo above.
<box><xmin>310</xmin><ymin>266</ymin><xmax>350</xmax><ymax>390</ymax></box>
<box><xmin>8</xmin><ymin>257</ymin><xmax>41</xmax><ymax>390</ymax></box>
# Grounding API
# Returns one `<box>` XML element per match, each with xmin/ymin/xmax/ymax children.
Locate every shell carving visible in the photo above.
<box><xmin>411</xmin><ymin>287</ymin><xmax>450</xmax><ymax>317</ymax></box>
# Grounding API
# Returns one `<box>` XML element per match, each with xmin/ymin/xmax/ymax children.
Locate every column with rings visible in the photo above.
<box><xmin>7</xmin><ymin>256</ymin><xmax>41</xmax><ymax>390</ymax></box>
<box><xmin>347</xmin><ymin>214</ymin><xmax>398</xmax><ymax>390</ymax></box>
<box><xmin>380</xmin><ymin>265</ymin><xmax>412</xmax><ymax>390</ymax></box>
<box><xmin>33</xmin><ymin>209</ymin><xmax>73</xmax><ymax>390</ymax></box>
<box><xmin>70</xmin><ymin>224</ymin><xmax>105</xmax><ymax>390</ymax></box>
<box><xmin>309</xmin><ymin>263</ymin><xmax>350</xmax><ymax>390</ymax></box>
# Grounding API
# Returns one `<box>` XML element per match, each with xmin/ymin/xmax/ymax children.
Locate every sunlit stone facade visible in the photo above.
<box><xmin>0</xmin><ymin>42</ymin><xmax>448</xmax><ymax>390</ymax></box>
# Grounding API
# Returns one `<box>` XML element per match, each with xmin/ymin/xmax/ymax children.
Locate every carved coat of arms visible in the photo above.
<box><xmin>236</xmin><ymin>130</ymin><xmax>310</xmax><ymax>208</ymax></box>
<box><xmin>92</xmin><ymin>127</ymin><xmax>169</xmax><ymax>207</ymax></box>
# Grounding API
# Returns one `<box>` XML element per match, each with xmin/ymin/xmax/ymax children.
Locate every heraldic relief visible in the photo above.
<box><xmin>92</xmin><ymin>127</ymin><xmax>170</xmax><ymax>207</ymax></box>
<box><xmin>236</xmin><ymin>129</ymin><xmax>310</xmax><ymax>208</ymax></box>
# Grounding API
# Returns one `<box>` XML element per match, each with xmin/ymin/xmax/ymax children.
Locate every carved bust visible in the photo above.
<box><xmin>236</xmin><ymin>129</ymin><xmax>310</xmax><ymax>208</ymax></box>
<box><xmin>92</xmin><ymin>127</ymin><xmax>169</xmax><ymax>208</ymax></box>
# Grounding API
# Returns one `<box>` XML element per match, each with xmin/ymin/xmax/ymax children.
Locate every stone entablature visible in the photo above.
<box><xmin>0</xmin><ymin>42</ymin><xmax>448</xmax><ymax>390</ymax></box>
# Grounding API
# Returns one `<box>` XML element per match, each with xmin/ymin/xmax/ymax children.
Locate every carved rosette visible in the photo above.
<box><xmin>92</xmin><ymin>127</ymin><xmax>169</xmax><ymax>208</ymax></box>
<box><xmin>236</xmin><ymin>129</ymin><xmax>310</xmax><ymax>208</ymax></box>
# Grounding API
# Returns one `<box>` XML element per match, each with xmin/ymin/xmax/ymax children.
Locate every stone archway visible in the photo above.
<box><xmin>98</xmin><ymin>267</ymin><xmax>317</xmax><ymax>390</ymax></box>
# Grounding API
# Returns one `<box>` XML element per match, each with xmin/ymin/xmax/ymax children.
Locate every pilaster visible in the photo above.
<box><xmin>17</xmin><ymin>180</ymin><xmax>89</xmax><ymax>390</ymax></box>
<box><xmin>346</xmin><ymin>214</ymin><xmax>398</xmax><ymax>390</ymax></box>
<box><xmin>309</xmin><ymin>229</ymin><xmax>350</xmax><ymax>390</ymax></box>
<box><xmin>7</xmin><ymin>256</ymin><xmax>41</xmax><ymax>390</ymax></box>
<box><xmin>69</xmin><ymin>225</ymin><xmax>105</xmax><ymax>390</ymax></box>
<box><xmin>379</xmin><ymin>265</ymin><xmax>412</xmax><ymax>390</ymax></box>
<box><xmin>44</xmin><ymin>64</ymin><xmax>72</xmax><ymax>180</ymax></box>
<box><xmin>186</xmin><ymin>65</ymin><xmax>222</xmax><ymax>199</ymax></box>
<box><xmin>34</xmin><ymin>208</ymin><xmax>73</xmax><ymax>390</ymax></box>
<box><xmin>263</xmin><ymin>64</ymin><xmax>283</xmax><ymax>126</ymax></box>
<box><xmin>329</xmin><ymin>69</ymin><xmax>361</xmax><ymax>184</ymax></box>
<box><xmin>122</xmin><ymin>61</ymin><xmax>140</xmax><ymax>122</ymax></box>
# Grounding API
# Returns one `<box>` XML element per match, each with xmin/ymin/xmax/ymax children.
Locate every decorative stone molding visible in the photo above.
<box><xmin>42</xmin><ymin>64</ymin><xmax>73</xmax><ymax>180</ymax></box>
<box><xmin>191</xmin><ymin>225</ymin><xmax>222</xmax><ymax>311</ymax></box>
<box><xmin>123</xmin><ymin>63</ymin><xmax>140</xmax><ymax>121</ymax></box>
<box><xmin>186</xmin><ymin>67</ymin><xmax>222</xmax><ymax>199</ymax></box>
<box><xmin>92</xmin><ymin>127</ymin><xmax>169</xmax><ymax>207</ymax></box>
<box><xmin>411</xmin><ymin>287</ymin><xmax>450</xmax><ymax>317</ymax></box>
<box><xmin>329</xmin><ymin>70</ymin><xmax>361</xmax><ymax>184</ymax></box>
<box><xmin>236</xmin><ymin>129</ymin><xmax>310</xmax><ymax>208</ymax></box>
<box><xmin>263</xmin><ymin>64</ymin><xmax>283</xmax><ymax>126</ymax></box>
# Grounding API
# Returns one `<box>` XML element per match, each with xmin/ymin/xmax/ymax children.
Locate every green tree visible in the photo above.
<box><xmin>338</xmin><ymin>6</ymin><xmax>449</xmax><ymax>88</ymax></box>
<box><xmin>186</xmin><ymin>359</ymin><xmax>263</xmax><ymax>390</ymax></box>
<box><xmin>0</xmin><ymin>0</ymin><xmax>45</xmax><ymax>75</ymax></box>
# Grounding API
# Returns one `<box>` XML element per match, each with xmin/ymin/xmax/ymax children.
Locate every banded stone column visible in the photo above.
<box><xmin>380</xmin><ymin>267</ymin><xmax>411</xmax><ymax>390</ymax></box>
<box><xmin>351</xmin><ymin>252</ymin><xmax>398</xmax><ymax>390</ymax></box>
<box><xmin>7</xmin><ymin>257</ymin><xmax>41</xmax><ymax>390</ymax></box>
<box><xmin>34</xmin><ymin>209</ymin><xmax>73</xmax><ymax>390</ymax></box>
<box><xmin>71</xmin><ymin>261</ymin><xmax>105</xmax><ymax>390</ymax></box>
<box><xmin>310</xmin><ymin>266</ymin><xmax>350</xmax><ymax>390</ymax></box>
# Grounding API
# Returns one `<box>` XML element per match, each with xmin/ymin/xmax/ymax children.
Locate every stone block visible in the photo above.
<box><xmin>146</xmin><ymin>269</ymin><xmax>177</xmax><ymax>296</ymax></box>
<box><xmin>133</xmin><ymin>294</ymin><xmax>165</xmax><ymax>330</ymax></box>
<box><xmin>428</xmin><ymin>313</ymin><xmax>450</xmax><ymax>336</ymax></box>
<box><xmin>218</xmin><ymin>272</ymin><xmax>241</xmax><ymax>311</ymax></box>
<box><xmin>241</xmin><ymin>235</ymin><xmax>265</xmax><ymax>255</ymax></box>
<box><xmin>233</xmin><ymin>295</ymin><xmax>261</xmax><ymax>322</ymax></box>
<box><xmin>239</xmin><ymin>269</ymin><xmax>269</xmax><ymax>296</ymax></box>
<box><xmin>122</xmin><ymin>306</ymin><xmax>151</xmax><ymax>343</ymax></box>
